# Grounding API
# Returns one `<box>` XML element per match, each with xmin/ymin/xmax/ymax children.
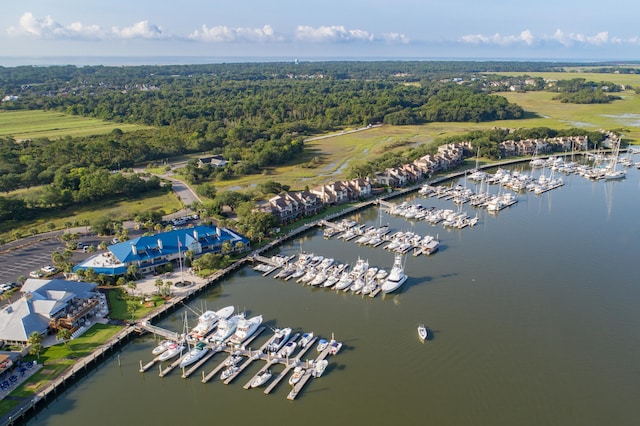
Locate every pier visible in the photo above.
<box><xmin>263</xmin><ymin>336</ymin><xmax>318</xmax><ymax>395</ymax></box>
<box><xmin>135</xmin><ymin>321</ymin><xmax>182</xmax><ymax>341</ymax></box>
<box><xmin>287</xmin><ymin>344</ymin><xmax>332</xmax><ymax>400</ymax></box>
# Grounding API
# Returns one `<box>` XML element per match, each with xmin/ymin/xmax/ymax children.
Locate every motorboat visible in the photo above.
<box><xmin>250</xmin><ymin>369</ymin><xmax>272</xmax><ymax>388</ymax></box>
<box><xmin>179</xmin><ymin>341</ymin><xmax>209</xmax><ymax>369</ymax></box>
<box><xmin>309</xmin><ymin>269</ymin><xmax>328</xmax><ymax>286</ymax></box>
<box><xmin>225</xmin><ymin>352</ymin><xmax>244</xmax><ymax>366</ymax></box>
<box><xmin>266</xmin><ymin>327</ymin><xmax>292</xmax><ymax>355</ymax></box>
<box><xmin>157</xmin><ymin>343</ymin><xmax>184</xmax><ymax>362</ymax></box>
<box><xmin>187</xmin><ymin>305</ymin><xmax>234</xmax><ymax>341</ymax></box>
<box><xmin>278</xmin><ymin>340</ymin><xmax>298</xmax><ymax>358</ymax></box>
<box><xmin>381</xmin><ymin>254</ymin><xmax>408</xmax><ymax>294</ymax></box>
<box><xmin>220</xmin><ymin>365</ymin><xmax>239</xmax><ymax>381</ymax></box>
<box><xmin>310</xmin><ymin>359</ymin><xmax>328</xmax><ymax>378</ymax></box>
<box><xmin>229</xmin><ymin>315</ymin><xmax>263</xmax><ymax>345</ymax></box>
<box><xmin>334</xmin><ymin>272</ymin><xmax>353</xmax><ymax>291</ymax></box>
<box><xmin>298</xmin><ymin>332</ymin><xmax>314</xmax><ymax>348</ymax></box>
<box><xmin>152</xmin><ymin>340</ymin><xmax>174</xmax><ymax>356</ymax></box>
<box><xmin>329</xmin><ymin>339</ymin><xmax>342</xmax><ymax>355</ymax></box>
<box><xmin>418</xmin><ymin>324</ymin><xmax>428</xmax><ymax>341</ymax></box>
<box><xmin>288</xmin><ymin>366</ymin><xmax>305</xmax><ymax>385</ymax></box>
<box><xmin>316</xmin><ymin>338</ymin><xmax>328</xmax><ymax>352</ymax></box>
<box><xmin>209</xmin><ymin>314</ymin><xmax>242</xmax><ymax>343</ymax></box>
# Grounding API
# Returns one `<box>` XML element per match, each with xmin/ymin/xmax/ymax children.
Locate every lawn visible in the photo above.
<box><xmin>0</xmin><ymin>323</ymin><xmax>122</xmax><ymax>416</ymax></box>
<box><xmin>0</xmin><ymin>110</ymin><xmax>149</xmax><ymax>140</ymax></box>
<box><xmin>106</xmin><ymin>287</ymin><xmax>166</xmax><ymax>321</ymax></box>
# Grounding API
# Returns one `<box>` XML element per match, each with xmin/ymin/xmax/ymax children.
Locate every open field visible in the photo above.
<box><xmin>0</xmin><ymin>110</ymin><xmax>149</xmax><ymax>140</ymax></box>
<box><xmin>493</xmin><ymin>71</ymin><xmax>640</xmax><ymax>88</ymax></box>
<box><xmin>0</xmin><ymin>190</ymin><xmax>182</xmax><ymax>242</ymax></box>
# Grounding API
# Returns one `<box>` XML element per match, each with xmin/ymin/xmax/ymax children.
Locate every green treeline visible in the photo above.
<box><xmin>550</xmin><ymin>78</ymin><xmax>622</xmax><ymax>104</ymax></box>
<box><xmin>0</xmin><ymin>166</ymin><xmax>165</xmax><ymax>223</ymax></box>
<box><xmin>0</xmin><ymin>62</ymin><xmax>528</xmax><ymax>193</ymax></box>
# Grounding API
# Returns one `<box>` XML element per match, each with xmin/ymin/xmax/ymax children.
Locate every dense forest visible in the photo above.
<box><xmin>0</xmin><ymin>61</ymin><xmax>626</xmax><ymax>233</ymax></box>
<box><xmin>0</xmin><ymin>61</ymin><xmax>535</xmax><ymax>193</ymax></box>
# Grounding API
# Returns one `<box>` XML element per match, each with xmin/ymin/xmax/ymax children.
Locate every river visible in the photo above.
<box><xmin>28</xmin><ymin>161</ymin><xmax>640</xmax><ymax>426</ymax></box>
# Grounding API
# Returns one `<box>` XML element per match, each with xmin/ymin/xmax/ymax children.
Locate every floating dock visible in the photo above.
<box><xmin>287</xmin><ymin>343</ymin><xmax>332</xmax><ymax>400</ymax></box>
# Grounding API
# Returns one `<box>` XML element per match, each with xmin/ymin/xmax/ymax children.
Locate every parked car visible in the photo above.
<box><xmin>111</xmin><ymin>237</ymin><xmax>120</xmax><ymax>244</ymax></box>
<box><xmin>29</xmin><ymin>270</ymin><xmax>44</xmax><ymax>278</ymax></box>
<box><xmin>41</xmin><ymin>265</ymin><xmax>57</xmax><ymax>274</ymax></box>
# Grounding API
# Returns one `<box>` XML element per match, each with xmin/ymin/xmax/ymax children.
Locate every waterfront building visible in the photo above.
<box><xmin>73</xmin><ymin>226</ymin><xmax>249</xmax><ymax>276</ymax></box>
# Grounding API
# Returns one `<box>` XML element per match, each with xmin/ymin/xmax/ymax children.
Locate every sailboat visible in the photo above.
<box><xmin>604</xmin><ymin>138</ymin><xmax>626</xmax><ymax>180</ymax></box>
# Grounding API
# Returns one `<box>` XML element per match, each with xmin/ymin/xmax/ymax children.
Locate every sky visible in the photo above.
<box><xmin>2</xmin><ymin>0</ymin><xmax>640</xmax><ymax>65</ymax></box>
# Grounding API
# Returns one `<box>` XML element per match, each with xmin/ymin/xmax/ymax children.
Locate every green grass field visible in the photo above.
<box><xmin>0</xmin><ymin>189</ymin><xmax>183</xmax><ymax>242</ymax></box>
<box><xmin>0</xmin><ymin>110</ymin><xmax>148</xmax><ymax>140</ymax></box>
<box><xmin>0</xmin><ymin>323</ymin><xmax>122</xmax><ymax>416</ymax></box>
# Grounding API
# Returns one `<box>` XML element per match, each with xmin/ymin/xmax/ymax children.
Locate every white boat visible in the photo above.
<box><xmin>298</xmin><ymin>332</ymin><xmax>314</xmax><ymax>348</ymax></box>
<box><xmin>179</xmin><ymin>341</ymin><xmax>209</xmax><ymax>368</ymax></box>
<box><xmin>187</xmin><ymin>305</ymin><xmax>234</xmax><ymax>340</ymax></box>
<box><xmin>220</xmin><ymin>365</ymin><xmax>239</xmax><ymax>381</ymax></box>
<box><xmin>334</xmin><ymin>272</ymin><xmax>353</xmax><ymax>290</ymax></box>
<box><xmin>277</xmin><ymin>340</ymin><xmax>298</xmax><ymax>358</ymax></box>
<box><xmin>310</xmin><ymin>359</ymin><xmax>328</xmax><ymax>378</ymax></box>
<box><xmin>225</xmin><ymin>352</ymin><xmax>243</xmax><ymax>366</ymax></box>
<box><xmin>229</xmin><ymin>315</ymin><xmax>263</xmax><ymax>345</ymax></box>
<box><xmin>266</xmin><ymin>327</ymin><xmax>292</xmax><ymax>355</ymax></box>
<box><xmin>157</xmin><ymin>343</ymin><xmax>184</xmax><ymax>361</ymax></box>
<box><xmin>288</xmin><ymin>366</ymin><xmax>305</xmax><ymax>385</ymax></box>
<box><xmin>381</xmin><ymin>254</ymin><xmax>408</xmax><ymax>294</ymax></box>
<box><xmin>329</xmin><ymin>339</ymin><xmax>342</xmax><ymax>355</ymax></box>
<box><xmin>316</xmin><ymin>338</ymin><xmax>328</xmax><ymax>352</ymax></box>
<box><xmin>418</xmin><ymin>324</ymin><xmax>428</xmax><ymax>341</ymax></box>
<box><xmin>152</xmin><ymin>340</ymin><xmax>174</xmax><ymax>356</ymax></box>
<box><xmin>309</xmin><ymin>269</ymin><xmax>328</xmax><ymax>286</ymax></box>
<box><xmin>250</xmin><ymin>369</ymin><xmax>272</xmax><ymax>388</ymax></box>
<box><xmin>209</xmin><ymin>314</ymin><xmax>242</xmax><ymax>343</ymax></box>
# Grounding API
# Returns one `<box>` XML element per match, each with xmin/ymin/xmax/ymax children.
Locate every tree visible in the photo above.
<box><xmin>56</xmin><ymin>328</ymin><xmax>73</xmax><ymax>349</ymax></box>
<box><xmin>221</xmin><ymin>241</ymin><xmax>232</xmax><ymax>254</ymax></box>
<box><xmin>154</xmin><ymin>278</ymin><xmax>164</xmax><ymax>295</ymax></box>
<box><xmin>126</xmin><ymin>300</ymin><xmax>139</xmax><ymax>321</ymax></box>
<box><xmin>28</xmin><ymin>331</ymin><xmax>42</xmax><ymax>360</ymax></box>
<box><xmin>126</xmin><ymin>264</ymin><xmax>139</xmax><ymax>280</ymax></box>
<box><xmin>127</xmin><ymin>280</ymin><xmax>137</xmax><ymax>296</ymax></box>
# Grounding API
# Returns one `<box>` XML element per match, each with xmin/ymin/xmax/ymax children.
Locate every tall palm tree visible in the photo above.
<box><xmin>56</xmin><ymin>328</ymin><xmax>73</xmax><ymax>349</ymax></box>
<box><xmin>28</xmin><ymin>332</ymin><xmax>42</xmax><ymax>360</ymax></box>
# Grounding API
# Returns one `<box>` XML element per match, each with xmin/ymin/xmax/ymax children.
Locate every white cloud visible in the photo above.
<box><xmin>112</xmin><ymin>21</ymin><xmax>165</xmax><ymax>39</ymax></box>
<box><xmin>189</xmin><ymin>24</ymin><xmax>282</xmax><ymax>43</ymax></box>
<box><xmin>460</xmin><ymin>29</ymin><xmax>535</xmax><ymax>46</ymax></box>
<box><xmin>382</xmin><ymin>32</ymin><xmax>410</xmax><ymax>44</ymax></box>
<box><xmin>546</xmin><ymin>29</ymin><xmax>609</xmax><ymax>47</ymax></box>
<box><xmin>8</xmin><ymin>12</ymin><xmax>104</xmax><ymax>39</ymax></box>
<box><xmin>295</xmin><ymin>25</ymin><xmax>374</xmax><ymax>43</ymax></box>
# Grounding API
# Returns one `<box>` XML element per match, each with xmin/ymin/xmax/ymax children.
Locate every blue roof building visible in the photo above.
<box><xmin>74</xmin><ymin>226</ymin><xmax>249</xmax><ymax>276</ymax></box>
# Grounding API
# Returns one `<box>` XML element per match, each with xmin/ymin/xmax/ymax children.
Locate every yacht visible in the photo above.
<box><xmin>152</xmin><ymin>340</ymin><xmax>174</xmax><ymax>356</ymax></box>
<box><xmin>187</xmin><ymin>305</ymin><xmax>234</xmax><ymax>341</ymax></box>
<box><xmin>229</xmin><ymin>315</ymin><xmax>263</xmax><ymax>345</ymax></box>
<box><xmin>266</xmin><ymin>327</ymin><xmax>292</xmax><ymax>355</ymax></box>
<box><xmin>334</xmin><ymin>271</ymin><xmax>353</xmax><ymax>291</ymax></box>
<box><xmin>209</xmin><ymin>314</ymin><xmax>242</xmax><ymax>343</ymax></box>
<box><xmin>179</xmin><ymin>341</ymin><xmax>209</xmax><ymax>369</ymax></box>
<box><xmin>157</xmin><ymin>342</ymin><xmax>185</xmax><ymax>362</ymax></box>
<box><xmin>250</xmin><ymin>369</ymin><xmax>272</xmax><ymax>388</ymax></box>
<box><xmin>381</xmin><ymin>254</ymin><xmax>408</xmax><ymax>294</ymax></box>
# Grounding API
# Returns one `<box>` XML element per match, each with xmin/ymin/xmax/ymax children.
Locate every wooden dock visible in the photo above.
<box><xmin>181</xmin><ymin>344</ymin><xmax>224</xmax><ymax>378</ymax></box>
<box><xmin>139</xmin><ymin>355</ymin><xmax>162</xmax><ymax>373</ymax></box>
<box><xmin>159</xmin><ymin>354</ymin><xmax>184</xmax><ymax>377</ymax></box>
<box><xmin>136</xmin><ymin>321</ymin><xmax>181</xmax><ymax>341</ymax></box>
<box><xmin>287</xmin><ymin>344</ymin><xmax>332</xmax><ymax>400</ymax></box>
<box><xmin>263</xmin><ymin>336</ymin><xmax>317</xmax><ymax>395</ymax></box>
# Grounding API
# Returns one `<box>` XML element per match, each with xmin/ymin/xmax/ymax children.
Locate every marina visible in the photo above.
<box><xmin>20</xmin><ymin>158</ymin><xmax>640</xmax><ymax>426</ymax></box>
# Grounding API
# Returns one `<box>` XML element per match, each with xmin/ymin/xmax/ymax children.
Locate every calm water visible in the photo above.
<box><xmin>28</xmin><ymin>163</ymin><xmax>640</xmax><ymax>426</ymax></box>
